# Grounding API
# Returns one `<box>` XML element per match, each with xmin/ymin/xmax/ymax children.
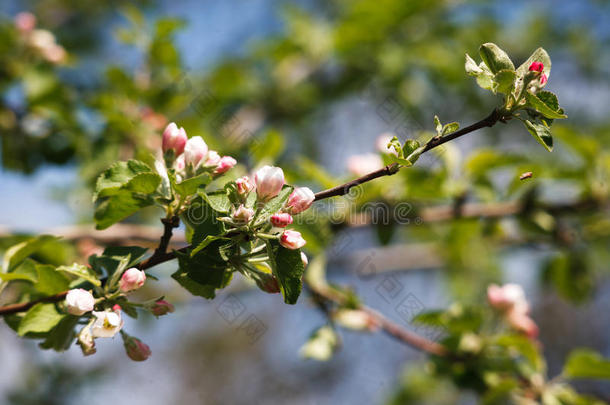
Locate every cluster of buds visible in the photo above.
<box><xmin>65</xmin><ymin>266</ymin><xmax>173</xmax><ymax>360</ymax></box>
<box><xmin>487</xmin><ymin>283</ymin><xmax>539</xmax><ymax>339</ymax></box>
<box><xmin>161</xmin><ymin>122</ymin><xmax>236</xmax><ymax>181</ymax></box>
<box><xmin>14</xmin><ymin>12</ymin><xmax>66</xmax><ymax>64</ymax></box>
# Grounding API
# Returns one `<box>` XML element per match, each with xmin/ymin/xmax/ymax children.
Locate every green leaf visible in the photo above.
<box><xmin>2</xmin><ymin>235</ymin><xmax>60</xmax><ymax>272</ymax></box>
<box><xmin>465</xmin><ymin>53</ymin><xmax>483</xmax><ymax>75</ymax></box>
<box><xmin>94</xmin><ymin>159</ymin><xmax>157</xmax><ymax>199</ymax></box>
<box><xmin>442</xmin><ymin>122</ymin><xmax>460</xmax><ymax>136</ymax></box>
<box><xmin>387</xmin><ymin>136</ymin><xmax>403</xmax><ymax>157</ymax></box>
<box><xmin>200</xmin><ymin>190</ymin><xmax>232</xmax><ymax>214</ymax></box>
<box><xmin>434</xmin><ymin>115</ymin><xmax>443</xmax><ymax>135</ymax></box>
<box><xmin>170</xmin><ymin>171</ymin><xmax>212</xmax><ymax>197</ymax></box>
<box><xmin>479</xmin><ymin>43</ymin><xmax>514</xmax><ymax>74</ymax></box>
<box><xmin>183</xmin><ymin>196</ymin><xmax>226</xmax><ymax>247</ymax></box>
<box><xmin>172</xmin><ymin>243</ymin><xmax>233</xmax><ymax>299</ymax></box>
<box><xmin>18</xmin><ymin>303</ymin><xmax>65</xmax><ymax>336</ymax></box>
<box><xmin>260</xmin><ymin>185</ymin><xmax>294</xmax><ymax>219</ymax></box>
<box><xmin>35</xmin><ymin>264</ymin><xmax>70</xmax><ymax>295</ymax></box>
<box><xmin>494</xmin><ymin>69</ymin><xmax>516</xmax><ymax>94</ymax></box>
<box><xmin>496</xmin><ymin>334</ymin><xmax>545</xmax><ymax>372</ymax></box>
<box><xmin>0</xmin><ymin>258</ymin><xmax>38</xmax><ymax>282</ymax></box>
<box><xmin>190</xmin><ymin>235</ymin><xmax>230</xmax><ymax>257</ymax></box>
<box><xmin>266</xmin><ymin>240</ymin><xmax>305</xmax><ymax>304</ymax></box>
<box><xmin>517</xmin><ymin>47</ymin><xmax>551</xmax><ymax>78</ymax></box>
<box><xmin>56</xmin><ymin>263</ymin><xmax>101</xmax><ymax>287</ymax></box>
<box><xmin>402</xmin><ymin>139</ymin><xmax>421</xmax><ymax>157</ymax></box>
<box><xmin>405</xmin><ymin>146</ymin><xmax>425</xmax><ymax>165</ymax></box>
<box><xmin>93</xmin><ymin>160</ymin><xmax>161</xmax><ymax>230</ymax></box>
<box><xmin>299</xmin><ymin>325</ymin><xmax>339</xmax><ymax>361</ymax></box>
<box><xmin>563</xmin><ymin>349</ymin><xmax>610</xmax><ymax>380</ymax></box>
<box><xmin>524</xmin><ymin>120</ymin><xmax>553</xmax><ymax>152</ymax></box>
<box><xmin>476</xmin><ymin>70</ymin><xmax>495</xmax><ymax>91</ymax></box>
<box><xmin>525</xmin><ymin>92</ymin><xmax>567</xmax><ymax>119</ymax></box>
<box><xmin>39</xmin><ymin>315</ymin><xmax>79</xmax><ymax>352</ymax></box>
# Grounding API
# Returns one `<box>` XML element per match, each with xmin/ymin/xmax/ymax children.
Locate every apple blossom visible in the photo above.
<box><xmin>77</xmin><ymin>325</ymin><xmax>96</xmax><ymax>356</ymax></box>
<box><xmin>347</xmin><ymin>154</ymin><xmax>382</xmax><ymax>176</ymax></box>
<box><xmin>91</xmin><ymin>310</ymin><xmax>123</xmax><ymax>338</ymax></box>
<box><xmin>65</xmin><ymin>288</ymin><xmax>95</xmax><ymax>316</ymax></box>
<box><xmin>162</xmin><ymin>122</ymin><xmax>187</xmax><ymax>155</ymax></box>
<box><xmin>280</xmin><ymin>230</ymin><xmax>306</xmax><ymax>250</ymax></box>
<box><xmin>236</xmin><ymin>176</ymin><xmax>255</xmax><ymax>196</ymax></box>
<box><xmin>271</xmin><ymin>212</ymin><xmax>293</xmax><ymax>227</ymax></box>
<box><xmin>486</xmin><ymin>283</ymin><xmax>528</xmax><ymax>313</ymax></box>
<box><xmin>507</xmin><ymin>310</ymin><xmax>539</xmax><ymax>339</ymax></box>
<box><xmin>204</xmin><ymin>150</ymin><xmax>221</xmax><ymax>167</ymax></box>
<box><xmin>184</xmin><ymin>136</ymin><xmax>208</xmax><ymax>168</ymax></box>
<box><xmin>233</xmin><ymin>204</ymin><xmax>254</xmax><ymax>223</ymax></box>
<box><xmin>255</xmin><ymin>165</ymin><xmax>285</xmax><ymax>201</ymax></box>
<box><xmin>214</xmin><ymin>156</ymin><xmax>237</xmax><ymax>174</ymax></box>
<box><xmin>150</xmin><ymin>300</ymin><xmax>175</xmax><ymax>316</ymax></box>
<box><xmin>15</xmin><ymin>12</ymin><xmax>36</xmax><ymax>33</ymax></box>
<box><xmin>119</xmin><ymin>268</ymin><xmax>146</xmax><ymax>292</ymax></box>
<box><xmin>285</xmin><ymin>187</ymin><xmax>315</xmax><ymax>214</ymax></box>
<box><xmin>123</xmin><ymin>334</ymin><xmax>152</xmax><ymax>362</ymax></box>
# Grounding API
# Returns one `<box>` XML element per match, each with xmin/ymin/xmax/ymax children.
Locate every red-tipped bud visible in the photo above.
<box><xmin>270</xmin><ymin>212</ymin><xmax>293</xmax><ymax>227</ymax></box>
<box><xmin>150</xmin><ymin>299</ymin><xmax>175</xmax><ymax>316</ymax></box>
<box><xmin>123</xmin><ymin>335</ymin><xmax>152</xmax><ymax>362</ymax></box>
<box><xmin>528</xmin><ymin>62</ymin><xmax>544</xmax><ymax>73</ymax></box>
<box><xmin>162</xmin><ymin>122</ymin><xmax>187</xmax><ymax>155</ymax></box>
<box><xmin>279</xmin><ymin>230</ymin><xmax>306</xmax><ymax>250</ymax></box>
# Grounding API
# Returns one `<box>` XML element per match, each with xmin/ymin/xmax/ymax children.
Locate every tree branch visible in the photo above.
<box><xmin>314</xmin><ymin>109</ymin><xmax>503</xmax><ymax>201</ymax></box>
<box><xmin>308</xmin><ymin>284</ymin><xmax>447</xmax><ymax>356</ymax></box>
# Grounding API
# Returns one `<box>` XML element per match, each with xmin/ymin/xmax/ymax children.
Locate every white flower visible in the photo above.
<box><xmin>91</xmin><ymin>310</ymin><xmax>123</xmax><ymax>338</ymax></box>
<box><xmin>184</xmin><ymin>136</ymin><xmax>208</xmax><ymax>168</ymax></box>
<box><xmin>254</xmin><ymin>165</ymin><xmax>285</xmax><ymax>201</ymax></box>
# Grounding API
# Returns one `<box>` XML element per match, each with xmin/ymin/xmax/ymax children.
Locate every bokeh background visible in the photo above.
<box><xmin>1</xmin><ymin>0</ymin><xmax>609</xmax><ymax>404</ymax></box>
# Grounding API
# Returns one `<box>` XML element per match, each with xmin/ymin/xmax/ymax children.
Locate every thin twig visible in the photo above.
<box><xmin>314</xmin><ymin>109</ymin><xmax>503</xmax><ymax>201</ymax></box>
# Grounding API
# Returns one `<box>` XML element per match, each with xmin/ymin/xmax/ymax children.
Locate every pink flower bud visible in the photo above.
<box><xmin>347</xmin><ymin>154</ymin><xmax>382</xmax><ymax>176</ymax></box>
<box><xmin>184</xmin><ymin>136</ymin><xmax>208</xmax><ymax>168</ymax></box>
<box><xmin>258</xmin><ymin>274</ymin><xmax>280</xmax><ymax>294</ymax></box>
<box><xmin>236</xmin><ymin>176</ymin><xmax>255</xmax><ymax>196</ymax></box>
<box><xmin>123</xmin><ymin>335</ymin><xmax>152</xmax><ymax>362</ymax></box>
<box><xmin>507</xmin><ymin>310</ymin><xmax>539</xmax><ymax>339</ymax></box>
<box><xmin>285</xmin><ymin>187</ymin><xmax>315</xmax><ymax>214</ymax></box>
<box><xmin>271</xmin><ymin>212</ymin><xmax>293</xmax><ymax>227</ymax></box>
<box><xmin>119</xmin><ymin>268</ymin><xmax>146</xmax><ymax>292</ymax></box>
<box><xmin>540</xmin><ymin>74</ymin><xmax>548</xmax><ymax>85</ymax></box>
<box><xmin>301</xmin><ymin>252</ymin><xmax>308</xmax><ymax>267</ymax></box>
<box><xmin>15</xmin><ymin>12</ymin><xmax>36</xmax><ymax>33</ymax></box>
<box><xmin>162</xmin><ymin>122</ymin><xmax>187</xmax><ymax>155</ymax></box>
<box><xmin>528</xmin><ymin>62</ymin><xmax>544</xmax><ymax>73</ymax></box>
<box><xmin>280</xmin><ymin>230</ymin><xmax>306</xmax><ymax>250</ymax></box>
<box><xmin>487</xmin><ymin>283</ymin><xmax>528</xmax><ymax>312</ymax></box>
<box><xmin>65</xmin><ymin>288</ymin><xmax>95</xmax><ymax>316</ymax></box>
<box><xmin>204</xmin><ymin>150</ymin><xmax>221</xmax><ymax>167</ymax></box>
<box><xmin>233</xmin><ymin>204</ymin><xmax>254</xmax><ymax>223</ymax></box>
<box><xmin>255</xmin><ymin>165</ymin><xmax>285</xmax><ymax>201</ymax></box>
<box><xmin>150</xmin><ymin>299</ymin><xmax>175</xmax><ymax>316</ymax></box>
<box><xmin>214</xmin><ymin>156</ymin><xmax>237</xmax><ymax>174</ymax></box>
